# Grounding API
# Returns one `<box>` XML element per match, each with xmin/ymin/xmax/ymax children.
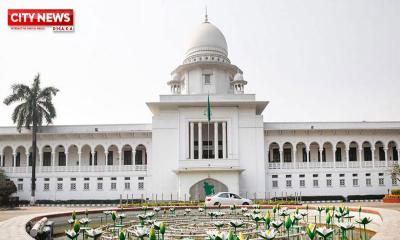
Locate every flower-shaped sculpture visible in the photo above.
<box><xmin>316</xmin><ymin>206</ymin><xmax>325</xmax><ymax>224</ymax></box>
<box><xmin>103</xmin><ymin>211</ymin><xmax>112</xmax><ymax>225</ymax></box>
<box><xmin>79</xmin><ymin>217</ymin><xmax>91</xmax><ymax>226</ymax></box>
<box><xmin>198</xmin><ymin>207</ymin><xmax>205</xmax><ymax>213</ymax></box>
<box><xmin>146</xmin><ymin>219</ymin><xmax>156</xmax><ymax>226</ymax></box>
<box><xmin>160</xmin><ymin>222</ymin><xmax>166</xmax><ymax>240</ymax></box>
<box><xmin>154</xmin><ymin>206</ymin><xmax>161</xmax><ymax>214</ymax></box>
<box><xmin>278</xmin><ymin>210</ymin><xmax>290</xmax><ymax>221</ymax></box>
<box><xmin>142</xmin><ymin>205</ymin><xmax>149</xmax><ymax>214</ymax></box>
<box><xmin>305</xmin><ymin>223</ymin><xmax>317</xmax><ymax>240</ymax></box>
<box><xmin>66</xmin><ymin>220</ymin><xmax>80</xmax><ymax>240</ymax></box>
<box><xmin>358</xmin><ymin>206</ymin><xmax>362</xmax><ymax>218</ymax></box>
<box><xmin>241</xmin><ymin>207</ymin><xmax>248</xmax><ymax>214</ymax></box>
<box><xmin>230</xmin><ymin>204</ymin><xmax>236</xmax><ymax>215</ymax></box>
<box><xmin>137</xmin><ymin>214</ymin><xmax>147</xmax><ymax>226</ymax></box>
<box><xmin>215</xmin><ymin>211</ymin><xmax>225</xmax><ymax>219</ymax></box>
<box><xmin>272</xmin><ymin>206</ymin><xmax>277</xmax><ymax>220</ymax></box>
<box><xmin>65</xmin><ymin>229</ymin><xmax>79</xmax><ymax>240</ymax></box>
<box><xmin>335</xmin><ymin>212</ymin><xmax>343</xmax><ymax>223</ymax></box>
<box><xmin>213</xmin><ymin>221</ymin><xmax>225</xmax><ymax>231</ymax></box>
<box><xmin>337</xmin><ymin>222</ymin><xmax>355</xmax><ymax>240</ymax></box>
<box><xmin>243</xmin><ymin>213</ymin><xmax>251</xmax><ymax>220</ymax></box>
<box><xmin>325</xmin><ymin>212</ymin><xmax>332</xmax><ymax>227</ymax></box>
<box><xmin>67</xmin><ymin>218</ymin><xmax>75</xmax><ymax>226</ymax></box>
<box><xmin>86</xmin><ymin>228</ymin><xmax>103</xmax><ymax>240</ymax></box>
<box><xmin>271</xmin><ymin>220</ymin><xmax>283</xmax><ymax>231</ymax></box>
<box><xmin>284</xmin><ymin>216</ymin><xmax>292</xmax><ymax>240</ymax></box>
<box><xmin>252</xmin><ymin>209</ymin><xmax>261</xmax><ymax>214</ymax></box>
<box><xmin>230</xmin><ymin>220</ymin><xmax>244</xmax><ymax>233</ymax></box>
<box><xmin>132</xmin><ymin>227</ymin><xmax>149</xmax><ymax>240</ymax></box>
<box><xmin>356</xmin><ymin>217</ymin><xmax>372</xmax><ymax>240</ymax></box>
<box><xmin>209</xmin><ymin>211</ymin><xmax>216</xmax><ymax>219</ymax></box>
<box><xmin>251</xmin><ymin>214</ymin><xmax>262</xmax><ymax>230</ymax></box>
<box><xmin>292</xmin><ymin>214</ymin><xmax>302</xmax><ymax>226</ymax></box>
<box><xmin>118</xmin><ymin>213</ymin><xmax>126</xmax><ymax>225</ymax></box>
<box><xmin>119</xmin><ymin>230</ymin><xmax>126</xmax><ymax>240</ymax></box>
<box><xmin>206</xmin><ymin>230</ymin><xmax>228</xmax><ymax>240</ymax></box>
<box><xmin>169</xmin><ymin>207</ymin><xmax>176</xmax><ymax>215</ymax></box>
<box><xmin>316</xmin><ymin>227</ymin><xmax>334</xmax><ymax>240</ymax></box>
<box><xmin>68</xmin><ymin>211</ymin><xmax>77</xmax><ymax>226</ymax></box>
<box><xmin>264</xmin><ymin>211</ymin><xmax>271</xmax><ymax>229</ymax></box>
<box><xmin>149</xmin><ymin>227</ymin><xmax>156</xmax><ymax>240</ymax></box>
<box><xmin>146</xmin><ymin>212</ymin><xmax>155</xmax><ymax>219</ymax></box>
<box><xmin>185</xmin><ymin>208</ymin><xmax>191</xmax><ymax>215</ymax></box>
<box><xmin>258</xmin><ymin>229</ymin><xmax>277</xmax><ymax>240</ymax></box>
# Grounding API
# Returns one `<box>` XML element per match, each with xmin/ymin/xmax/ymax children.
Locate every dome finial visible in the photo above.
<box><xmin>204</xmin><ymin>6</ymin><xmax>209</xmax><ymax>23</ymax></box>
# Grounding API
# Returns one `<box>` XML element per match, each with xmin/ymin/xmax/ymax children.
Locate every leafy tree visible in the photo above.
<box><xmin>0</xmin><ymin>169</ymin><xmax>17</xmax><ymax>206</ymax></box>
<box><xmin>391</xmin><ymin>164</ymin><xmax>400</xmax><ymax>182</ymax></box>
<box><xmin>3</xmin><ymin>74</ymin><xmax>58</xmax><ymax>204</ymax></box>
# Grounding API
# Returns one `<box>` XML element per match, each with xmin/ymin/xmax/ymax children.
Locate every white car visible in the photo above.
<box><xmin>205</xmin><ymin>192</ymin><xmax>252</xmax><ymax>206</ymax></box>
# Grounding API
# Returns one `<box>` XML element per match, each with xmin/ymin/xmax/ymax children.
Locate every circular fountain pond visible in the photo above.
<box><xmin>28</xmin><ymin>205</ymin><xmax>377</xmax><ymax>240</ymax></box>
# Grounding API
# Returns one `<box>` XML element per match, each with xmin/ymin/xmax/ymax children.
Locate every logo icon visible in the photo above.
<box><xmin>8</xmin><ymin>9</ymin><xmax>74</xmax><ymax>32</ymax></box>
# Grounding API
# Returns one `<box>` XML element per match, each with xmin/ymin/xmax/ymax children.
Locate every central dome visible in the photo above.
<box><xmin>184</xmin><ymin>20</ymin><xmax>229</xmax><ymax>63</ymax></box>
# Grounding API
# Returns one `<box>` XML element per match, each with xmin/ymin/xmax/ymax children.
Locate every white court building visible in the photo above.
<box><xmin>0</xmin><ymin>17</ymin><xmax>399</xmax><ymax>202</ymax></box>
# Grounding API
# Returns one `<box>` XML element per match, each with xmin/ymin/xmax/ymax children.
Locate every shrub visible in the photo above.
<box><xmin>0</xmin><ymin>169</ymin><xmax>17</xmax><ymax>206</ymax></box>
<box><xmin>391</xmin><ymin>189</ymin><xmax>400</xmax><ymax>195</ymax></box>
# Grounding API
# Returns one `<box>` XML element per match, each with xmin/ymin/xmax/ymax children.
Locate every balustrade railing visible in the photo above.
<box><xmin>375</xmin><ymin>161</ymin><xmax>386</xmax><ymax>167</ymax></box>
<box><xmin>335</xmin><ymin>162</ymin><xmax>347</xmax><ymax>168</ymax></box>
<box><xmin>321</xmin><ymin>162</ymin><xmax>334</xmax><ymax>168</ymax></box>
<box><xmin>0</xmin><ymin>164</ymin><xmax>147</xmax><ymax>173</ymax></box>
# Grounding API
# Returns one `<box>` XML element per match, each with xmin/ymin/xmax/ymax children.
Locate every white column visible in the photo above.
<box><xmin>222</xmin><ymin>122</ymin><xmax>227</xmax><ymax>159</ymax></box>
<box><xmin>345</xmin><ymin>148</ymin><xmax>349</xmax><ymax>168</ymax></box>
<box><xmin>25</xmin><ymin>151</ymin><xmax>29</xmax><ymax>173</ymax></box>
<box><xmin>52</xmin><ymin>151</ymin><xmax>56</xmax><ymax>170</ymax></box>
<box><xmin>333</xmin><ymin>148</ymin><xmax>336</xmax><ymax>168</ymax></box>
<box><xmin>397</xmin><ymin>149</ymin><xmax>400</xmax><ymax>162</ymax></box>
<box><xmin>265</xmin><ymin>149</ymin><xmax>269</xmax><ymax>169</ymax></box>
<box><xmin>12</xmin><ymin>153</ymin><xmax>16</xmax><ymax>172</ymax></box>
<box><xmin>359</xmin><ymin>148</ymin><xmax>363</xmax><ymax>168</ymax></box>
<box><xmin>306</xmin><ymin>147</ymin><xmax>310</xmax><ymax>168</ymax></box>
<box><xmin>131</xmin><ymin>150</ymin><xmax>134</xmax><ymax>165</ymax></box>
<box><xmin>293</xmin><ymin>149</ymin><xmax>297</xmax><ymax>168</ymax></box>
<box><xmin>78</xmin><ymin>151</ymin><xmax>81</xmax><ymax>171</ymax></box>
<box><xmin>319</xmin><ymin>148</ymin><xmax>323</xmax><ymax>167</ymax></box>
<box><xmin>371</xmin><ymin>148</ymin><xmax>375</xmax><ymax>168</ymax></box>
<box><xmin>12</xmin><ymin>152</ymin><xmax>16</xmax><ymax>167</ymax></box>
<box><xmin>92</xmin><ymin>151</ymin><xmax>95</xmax><ymax>170</ymax></box>
<box><xmin>190</xmin><ymin>122</ymin><xmax>194</xmax><ymax>159</ymax></box>
<box><xmin>384</xmin><ymin>147</ymin><xmax>388</xmax><ymax>167</ymax></box>
<box><xmin>105</xmin><ymin>151</ymin><xmax>108</xmax><ymax>166</ymax></box>
<box><xmin>198</xmin><ymin>122</ymin><xmax>203</xmax><ymax>159</ymax></box>
<box><xmin>38</xmin><ymin>152</ymin><xmax>42</xmax><ymax>172</ymax></box>
<box><xmin>279</xmin><ymin>149</ymin><xmax>283</xmax><ymax>169</ymax></box>
<box><xmin>119</xmin><ymin>150</ymin><xmax>122</xmax><ymax>170</ymax></box>
<box><xmin>65</xmin><ymin>152</ymin><xmax>69</xmax><ymax>167</ymax></box>
<box><xmin>214</xmin><ymin>122</ymin><xmax>218</xmax><ymax>159</ymax></box>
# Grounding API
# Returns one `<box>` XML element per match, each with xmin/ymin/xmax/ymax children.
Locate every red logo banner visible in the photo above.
<box><xmin>8</xmin><ymin>9</ymin><xmax>73</xmax><ymax>26</ymax></box>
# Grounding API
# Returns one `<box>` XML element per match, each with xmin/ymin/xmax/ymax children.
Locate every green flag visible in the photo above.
<box><xmin>207</xmin><ymin>94</ymin><xmax>211</xmax><ymax>123</ymax></box>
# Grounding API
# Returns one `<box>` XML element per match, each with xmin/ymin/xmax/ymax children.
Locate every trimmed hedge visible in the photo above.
<box><xmin>299</xmin><ymin>195</ymin><xmax>346</xmax><ymax>202</ymax></box>
<box><xmin>391</xmin><ymin>189</ymin><xmax>400</xmax><ymax>195</ymax></box>
<box><xmin>347</xmin><ymin>195</ymin><xmax>384</xmax><ymax>201</ymax></box>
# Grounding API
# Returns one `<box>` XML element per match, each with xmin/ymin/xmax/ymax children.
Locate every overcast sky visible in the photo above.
<box><xmin>0</xmin><ymin>0</ymin><xmax>399</xmax><ymax>126</ymax></box>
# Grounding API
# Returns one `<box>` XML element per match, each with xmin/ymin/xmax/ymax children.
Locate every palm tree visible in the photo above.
<box><xmin>3</xmin><ymin>73</ymin><xmax>59</xmax><ymax>204</ymax></box>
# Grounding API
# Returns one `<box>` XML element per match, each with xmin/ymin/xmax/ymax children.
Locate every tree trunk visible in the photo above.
<box><xmin>30</xmin><ymin>123</ymin><xmax>37</xmax><ymax>205</ymax></box>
